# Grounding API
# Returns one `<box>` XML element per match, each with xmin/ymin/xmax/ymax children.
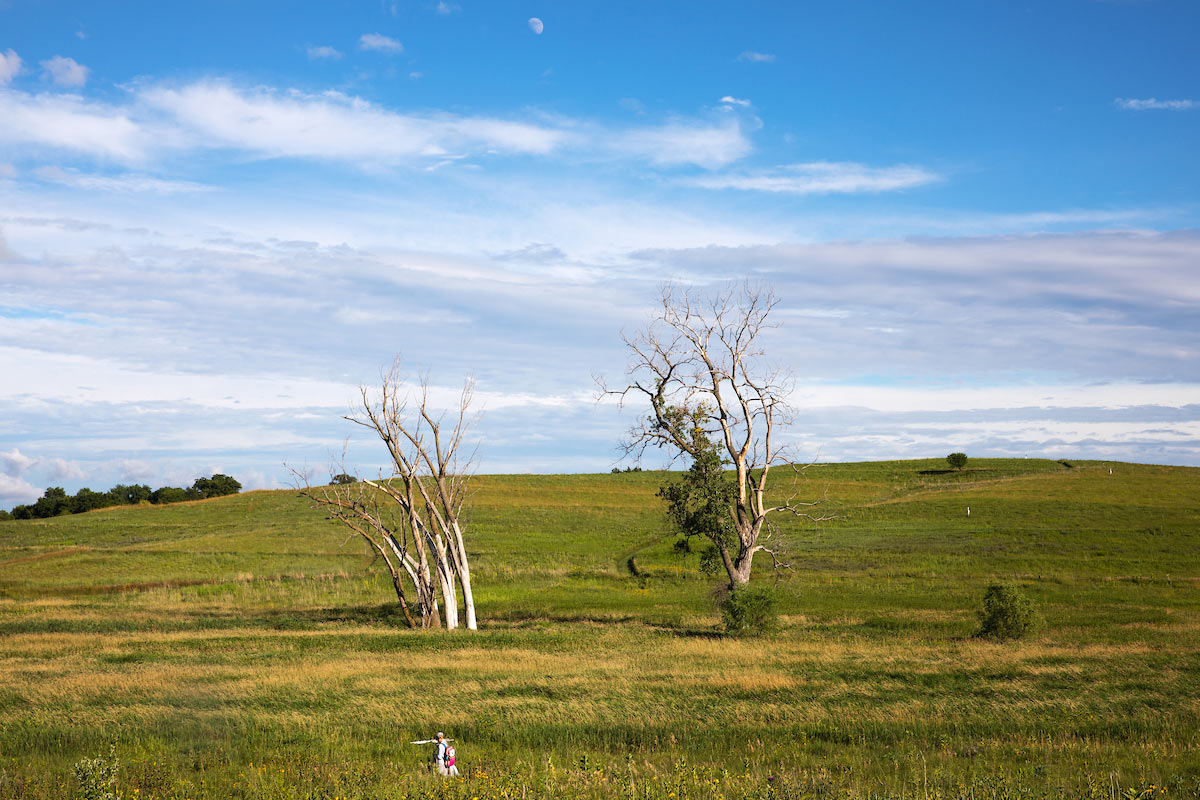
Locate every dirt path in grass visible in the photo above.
<box><xmin>0</xmin><ymin>546</ymin><xmax>85</xmax><ymax>568</ymax></box>
<box><xmin>854</xmin><ymin>467</ymin><xmax>1093</xmax><ymax>509</ymax></box>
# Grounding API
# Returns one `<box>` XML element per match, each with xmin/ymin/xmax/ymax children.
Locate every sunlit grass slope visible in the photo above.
<box><xmin>0</xmin><ymin>458</ymin><xmax>1196</xmax><ymax>799</ymax></box>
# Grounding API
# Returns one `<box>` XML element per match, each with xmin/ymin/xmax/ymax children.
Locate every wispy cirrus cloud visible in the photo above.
<box><xmin>688</xmin><ymin>161</ymin><xmax>941</xmax><ymax>195</ymax></box>
<box><xmin>1115</xmin><ymin>97</ymin><xmax>1197</xmax><ymax>110</ymax></box>
<box><xmin>359</xmin><ymin>33</ymin><xmax>403</xmax><ymax>53</ymax></box>
<box><xmin>0</xmin><ymin>80</ymin><xmax>752</xmax><ymax>170</ymax></box>
<box><xmin>139</xmin><ymin>82</ymin><xmax>565</xmax><ymax>160</ymax></box>
<box><xmin>612</xmin><ymin>119</ymin><xmax>750</xmax><ymax>169</ymax></box>
<box><xmin>40</xmin><ymin>55</ymin><xmax>88</xmax><ymax>87</ymax></box>
<box><xmin>0</xmin><ymin>89</ymin><xmax>154</xmax><ymax>162</ymax></box>
<box><xmin>34</xmin><ymin>165</ymin><xmax>214</xmax><ymax>194</ymax></box>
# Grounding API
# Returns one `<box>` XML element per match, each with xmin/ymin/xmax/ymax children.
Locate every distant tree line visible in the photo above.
<box><xmin>2</xmin><ymin>474</ymin><xmax>241</xmax><ymax>520</ymax></box>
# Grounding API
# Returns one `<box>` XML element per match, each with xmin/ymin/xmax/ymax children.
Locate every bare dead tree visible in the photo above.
<box><xmin>602</xmin><ymin>283</ymin><xmax>831</xmax><ymax>589</ymax></box>
<box><xmin>292</xmin><ymin>361</ymin><xmax>479</xmax><ymax>630</ymax></box>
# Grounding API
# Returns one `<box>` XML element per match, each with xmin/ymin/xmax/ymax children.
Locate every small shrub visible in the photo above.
<box><xmin>74</xmin><ymin>746</ymin><xmax>124</xmax><ymax>800</ymax></box>
<box><xmin>672</xmin><ymin>537</ymin><xmax>692</xmax><ymax>554</ymax></box>
<box><xmin>946</xmin><ymin>452</ymin><xmax>968</xmax><ymax>470</ymax></box>
<box><xmin>976</xmin><ymin>583</ymin><xmax>1044</xmax><ymax>640</ymax></box>
<box><xmin>720</xmin><ymin>586</ymin><xmax>779</xmax><ymax>637</ymax></box>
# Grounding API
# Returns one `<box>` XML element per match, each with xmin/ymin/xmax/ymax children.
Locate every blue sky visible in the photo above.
<box><xmin>1</xmin><ymin>0</ymin><xmax>1198</xmax><ymax>504</ymax></box>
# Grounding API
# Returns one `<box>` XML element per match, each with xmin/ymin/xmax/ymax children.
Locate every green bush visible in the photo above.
<box><xmin>720</xmin><ymin>586</ymin><xmax>779</xmax><ymax>637</ymax></box>
<box><xmin>74</xmin><ymin>746</ymin><xmax>123</xmax><ymax>800</ymax></box>
<box><xmin>976</xmin><ymin>583</ymin><xmax>1044</xmax><ymax>640</ymax></box>
<box><xmin>947</xmin><ymin>452</ymin><xmax>968</xmax><ymax>470</ymax></box>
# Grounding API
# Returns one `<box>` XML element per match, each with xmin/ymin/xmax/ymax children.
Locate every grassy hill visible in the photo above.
<box><xmin>0</xmin><ymin>458</ymin><xmax>1196</xmax><ymax>799</ymax></box>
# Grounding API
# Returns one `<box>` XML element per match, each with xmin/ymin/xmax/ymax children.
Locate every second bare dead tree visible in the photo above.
<box><xmin>294</xmin><ymin>363</ymin><xmax>478</xmax><ymax>631</ymax></box>
<box><xmin>604</xmin><ymin>283</ymin><xmax>830</xmax><ymax>589</ymax></box>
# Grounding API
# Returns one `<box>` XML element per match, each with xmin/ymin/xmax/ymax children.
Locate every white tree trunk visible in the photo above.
<box><xmin>294</xmin><ymin>364</ymin><xmax>481</xmax><ymax>632</ymax></box>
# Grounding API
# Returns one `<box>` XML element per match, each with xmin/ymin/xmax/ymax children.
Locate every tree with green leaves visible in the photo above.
<box><xmin>111</xmin><ymin>483</ymin><xmax>153</xmax><ymax>505</ymax></box>
<box><xmin>947</xmin><ymin>452</ymin><xmax>968</xmax><ymax>471</ymax></box>
<box><xmin>656</xmin><ymin>406</ymin><xmax>739</xmax><ymax>576</ymax></box>
<box><xmin>31</xmin><ymin>487</ymin><xmax>71</xmax><ymax>518</ymax></box>
<box><xmin>191</xmin><ymin>474</ymin><xmax>241</xmax><ymax>498</ymax></box>
<box><xmin>70</xmin><ymin>488</ymin><xmax>113</xmax><ymax>514</ymax></box>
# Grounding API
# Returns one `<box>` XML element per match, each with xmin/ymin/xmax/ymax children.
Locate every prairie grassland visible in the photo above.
<box><xmin>0</xmin><ymin>459</ymin><xmax>1196</xmax><ymax>799</ymax></box>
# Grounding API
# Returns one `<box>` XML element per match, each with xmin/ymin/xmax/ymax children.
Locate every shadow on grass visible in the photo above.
<box><xmin>0</xmin><ymin>602</ymin><xmax>415</xmax><ymax>635</ymax></box>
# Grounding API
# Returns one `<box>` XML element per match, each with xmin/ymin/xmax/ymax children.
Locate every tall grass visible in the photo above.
<box><xmin>0</xmin><ymin>459</ymin><xmax>1196</xmax><ymax>798</ymax></box>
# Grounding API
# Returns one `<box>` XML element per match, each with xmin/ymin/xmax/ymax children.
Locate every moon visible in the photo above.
<box><xmin>528</xmin><ymin>17</ymin><xmax>543</xmax><ymax>34</ymax></box>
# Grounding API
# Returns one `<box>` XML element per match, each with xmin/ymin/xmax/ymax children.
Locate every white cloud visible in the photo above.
<box><xmin>306</xmin><ymin>45</ymin><xmax>343</xmax><ymax>60</ymax></box>
<box><xmin>332</xmin><ymin>304</ymin><xmax>469</xmax><ymax>326</ymax></box>
<box><xmin>137</xmin><ymin>82</ymin><xmax>566</xmax><ymax>162</ymax></box>
<box><xmin>614</xmin><ymin>119</ymin><xmax>751</xmax><ymax>169</ymax></box>
<box><xmin>737</xmin><ymin>51</ymin><xmax>775</xmax><ymax>63</ymax></box>
<box><xmin>34</xmin><ymin>166</ymin><xmax>214</xmax><ymax>194</ymax></box>
<box><xmin>0</xmin><ymin>345</ymin><xmax>362</xmax><ymax>409</ymax></box>
<box><xmin>719</xmin><ymin>96</ymin><xmax>751</xmax><ymax>108</ymax></box>
<box><xmin>0</xmin><ymin>49</ymin><xmax>21</xmax><ymax>85</ymax></box>
<box><xmin>435</xmin><ymin>2</ymin><xmax>460</xmax><ymax>14</ymax></box>
<box><xmin>3</xmin><ymin>200</ymin><xmax>1200</xmax><ymax>490</ymax></box>
<box><xmin>0</xmin><ymin>88</ymin><xmax>156</xmax><ymax>162</ymax></box>
<box><xmin>0</xmin><ymin>79</ymin><xmax>760</xmax><ymax>170</ymax></box>
<box><xmin>1115</xmin><ymin>97</ymin><xmax>1197</xmax><ymax>111</ymax></box>
<box><xmin>0</xmin><ymin>162</ymin><xmax>15</xmax><ymax>178</ymax></box>
<box><xmin>790</xmin><ymin>383</ymin><xmax>1200</xmax><ymax>414</ymax></box>
<box><xmin>0</xmin><ymin>473</ymin><xmax>40</xmax><ymax>504</ymax></box>
<box><xmin>359</xmin><ymin>33</ymin><xmax>403</xmax><ymax>53</ymax></box>
<box><xmin>689</xmin><ymin>161</ymin><xmax>941</xmax><ymax>194</ymax></box>
<box><xmin>40</xmin><ymin>55</ymin><xmax>88</xmax><ymax>87</ymax></box>
<box><xmin>44</xmin><ymin>457</ymin><xmax>88</xmax><ymax>482</ymax></box>
<box><xmin>1</xmin><ymin>448</ymin><xmax>36</xmax><ymax>475</ymax></box>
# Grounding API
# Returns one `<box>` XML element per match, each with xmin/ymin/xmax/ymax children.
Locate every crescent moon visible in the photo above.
<box><xmin>528</xmin><ymin>17</ymin><xmax>544</xmax><ymax>34</ymax></box>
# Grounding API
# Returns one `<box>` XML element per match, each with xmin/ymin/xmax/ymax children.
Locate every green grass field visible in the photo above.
<box><xmin>0</xmin><ymin>458</ymin><xmax>1196</xmax><ymax>799</ymax></box>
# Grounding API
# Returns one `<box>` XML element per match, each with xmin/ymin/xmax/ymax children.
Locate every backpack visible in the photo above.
<box><xmin>445</xmin><ymin>744</ymin><xmax>455</xmax><ymax>767</ymax></box>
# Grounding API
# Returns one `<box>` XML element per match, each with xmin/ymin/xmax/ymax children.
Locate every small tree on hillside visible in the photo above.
<box><xmin>603</xmin><ymin>283</ymin><xmax>831</xmax><ymax>590</ymax></box>
<box><xmin>947</xmin><ymin>452</ymin><xmax>968</xmax><ymax>471</ymax></box>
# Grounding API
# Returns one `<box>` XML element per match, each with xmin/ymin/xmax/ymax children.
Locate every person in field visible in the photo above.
<box><xmin>433</xmin><ymin>731</ymin><xmax>458</xmax><ymax>777</ymax></box>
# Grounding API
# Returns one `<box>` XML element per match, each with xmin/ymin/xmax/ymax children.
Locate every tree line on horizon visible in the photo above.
<box><xmin>1</xmin><ymin>474</ymin><xmax>242</xmax><ymax>520</ymax></box>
